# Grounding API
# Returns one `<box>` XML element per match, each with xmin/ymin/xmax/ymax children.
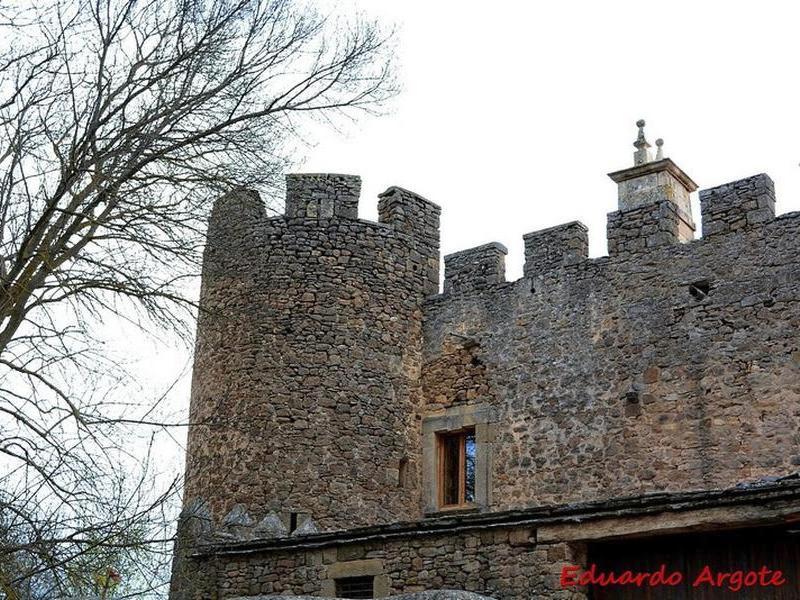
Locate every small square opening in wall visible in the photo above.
<box><xmin>688</xmin><ymin>280</ymin><xmax>711</xmax><ymax>301</ymax></box>
<box><xmin>335</xmin><ymin>575</ymin><xmax>374</xmax><ymax>599</ymax></box>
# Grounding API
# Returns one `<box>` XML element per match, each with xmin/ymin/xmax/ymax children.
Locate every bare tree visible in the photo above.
<box><xmin>0</xmin><ymin>0</ymin><xmax>395</xmax><ymax>596</ymax></box>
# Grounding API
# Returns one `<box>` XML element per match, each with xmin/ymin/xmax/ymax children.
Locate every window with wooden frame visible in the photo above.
<box><xmin>437</xmin><ymin>427</ymin><xmax>476</xmax><ymax>508</ymax></box>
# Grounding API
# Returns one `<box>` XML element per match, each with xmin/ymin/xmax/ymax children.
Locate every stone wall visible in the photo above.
<box><xmin>443</xmin><ymin>243</ymin><xmax>508</xmax><ymax>295</ymax></box>
<box><xmin>420</xmin><ymin>335</ymin><xmax>492</xmax><ymax>411</ymax></box>
<box><xmin>183</xmin><ymin>175</ymin><xmax>440</xmax><ymax>532</ymax></box>
<box><xmin>232</xmin><ymin>593</ymin><xmax>497</xmax><ymax>600</ymax></box>
<box><xmin>175</xmin><ymin>474</ymin><xmax>800</xmax><ymax>599</ymax></box>
<box><xmin>522</xmin><ymin>222</ymin><xmax>588</xmax><ymax>279</ymax></box>
<box><xmin>173</xmin><ymin>168</ymin><xmax>800</xmax><ymax>598</ymax></box>
<box><xmin>187</xmin><ymin>526</ymin><xmax>586</xmax><ymax>600</ymax></box>
<box><xmin>700</xmin><ymin>173</ymin><xmax>776</xmax><ymax>237</ymax></box>
<box><xmin>424</xmin><ymin>177</ymin><xmax>800</xmax><ymax>510</ymax></box>
<box><xmin>606</xmin><ymin>200</ymin><xmax>682</xmax><ymax>255</ymax></box>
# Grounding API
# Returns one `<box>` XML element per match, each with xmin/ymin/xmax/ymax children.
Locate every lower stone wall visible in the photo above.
<box><xmin>173</xmin><ymin>482</ymin><xmax>800</xmax><ymax>600</ymax></box>
<box><xmin>233</xmin><ymin>592</ymin><xmax>498</xmax><ymax>600</ymax></box>
<box><xmin>186</xmin><ymin>526</ymin><xmax>588</xmax><ymax>600</ymax></box>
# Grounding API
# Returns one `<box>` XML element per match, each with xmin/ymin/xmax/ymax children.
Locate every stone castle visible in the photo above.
<box><xmin>170</xmin><ymin>122</ymin><xmax>800</xmax><ymax>599</ymax></box>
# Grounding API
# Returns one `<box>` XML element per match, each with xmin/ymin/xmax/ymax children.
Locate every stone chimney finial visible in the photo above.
<box><xmin>609</xmin><ymin>120</ymin><xmax>698</xmax><ymax>247</ymax></box>
<box><xmin>633</xmin><ymin>119</ymin><xmax>652</xmax><ymax>166</ymax></box>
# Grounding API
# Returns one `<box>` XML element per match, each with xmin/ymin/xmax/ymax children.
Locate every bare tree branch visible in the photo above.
<box><xmin>0</xmin><ymin>0</ymin><xmax>396</xmax><ymax>596</ymax></box>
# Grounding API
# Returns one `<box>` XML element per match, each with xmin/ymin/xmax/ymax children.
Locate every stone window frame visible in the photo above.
<box><xmin>422</xmin><ymin>403</ymin><xmax>495</xmax><ymax>514</ymax></box>
<box><xmin>321</xmin><ymin>558</ymin><xmax>389</xmax><ymax>598</ymax></box>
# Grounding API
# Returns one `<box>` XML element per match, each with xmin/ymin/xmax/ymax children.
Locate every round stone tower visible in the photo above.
<box><xmin>182</xmin><ymin>174</ymin><xmax>440</xmax><ymax>533</ymax></box>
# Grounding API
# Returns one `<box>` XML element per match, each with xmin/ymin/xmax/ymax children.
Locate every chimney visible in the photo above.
<box><xmin>606</xmin><ymin>120</ymin><xmax>698</xmax><ymax>255</ymax></box>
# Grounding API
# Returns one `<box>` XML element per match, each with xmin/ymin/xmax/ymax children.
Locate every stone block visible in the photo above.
<box><xmin>523</xmin><ymin>221</ymin><xmax>588</xmax><ymax>278</ymax></box>
<box><xmin>443</xmin><ymin>242</ymin><xmax>507</xmax><ymax>294</ymax></box>
<box><xmin>285</xmin><ymin>173</ymin><xmax>361</xmax><ymax>219</ymax></box>
<box><xmin>700</xmin><ymin>174</ymin><xmax>775</xmax><ymax>237</ymax></box>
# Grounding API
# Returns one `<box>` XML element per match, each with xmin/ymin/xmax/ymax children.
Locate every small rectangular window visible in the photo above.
<box><xmin>335</xmin><ymin>575</ymin><xmax>374</xmax><ymax>599</ymax></box>
<box><xmin>398</xmin><ymin>457</ymin><xmax>409</xmax><ymax>488</ymax></box>
<box><xmin>437</xmin><ymin>427</ymin><xmax>476</xmax><ymax>508</ymax></box>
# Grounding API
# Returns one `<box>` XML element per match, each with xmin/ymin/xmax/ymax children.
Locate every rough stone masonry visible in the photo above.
<box><xmin>170</xmin><ymin>122</ymin><xmax>800</xmax><ymax>599</ymax></box>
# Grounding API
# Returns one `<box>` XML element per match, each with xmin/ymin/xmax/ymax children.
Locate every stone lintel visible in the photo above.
<box><xmin>608</xmin><ymin>158</ymin><xmax>698</xmax><ymax>192</ymax></box>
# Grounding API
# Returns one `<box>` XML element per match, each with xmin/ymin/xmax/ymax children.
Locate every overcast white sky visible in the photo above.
<box><xmin>304</xmin><ymin>0</ymin><xmax>800</xmax><ymax>277</ymax></box>
<box><xmin>150</xmin><ymin>0</ymin><xmax>800</xmax><ymax>463</ymax></box>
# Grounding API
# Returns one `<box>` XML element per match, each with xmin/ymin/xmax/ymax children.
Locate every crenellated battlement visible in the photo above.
<box><xmin>523</xmin><ymin>221</ymin><xmax>588</xmax><ymax>279</ymax></box>
<box><xmin>205</xmin><ymin>121</ymin><xmax>795</xmax><ymax>306</ymax></box>
<box><xmin>281</xmin><ymin>174</ymin><xmax>441</xmax><ymax>234</ymax></box>
<box><xmin>437</xmin><ymin>121</ymin><xmax>792</xmax><ymax>297</ymax></box>
<box><xmin>205</xmin><ymin>173</ymin><xmax>441</xmax><ymax>289</ymax></box>
<box><xmin>444</xmin><ymin>242</ymin><xmax>508</xmax><ymax>294</ymax></box>
<box><xmin>216</xmin><ymin>160</ymin><xmax>789</xmax><ymax>301</ymax></box>
<box><xmin>284</xmin><ymin>173</ymin><xmax>361</xmax><ymax>219</ymax></box>
<box><xmin>378</xmin><ymin>186</ymin><xmax>441</xmax><ymax>295</ymax></box>
<box><xmin>438</xmin><ymin>170</ymin><xmax>788</xmax><ymax>297</ymax></box>
<box><xmin>700</xmin><ymin>173</ymin><xmax>775</xmax><ymax>237</ymax></box>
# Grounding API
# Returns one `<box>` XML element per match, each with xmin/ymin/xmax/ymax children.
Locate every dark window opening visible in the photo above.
<box><xmin>398</xmin><ymin>457</ymin><xmax>409</xmax><ymax>488</ymax></box>
<box><xmin>437</xmin><ymin>428</ymin><xmax>476</xmax><ymax>508</ymax></box>
<box><xmin>289</xmin><ymin>512</ymin><xmax>298</xmax><ymax>533</ymax></box>
<box><xmin>335</xmin><ymin>575</ymin><xmax>374</xmax><ymax>599</ymax></box>
<box><xmin>688</xmin><ymin>280</ymin><xmax>710</xmax><ymax>301</ymax></box>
